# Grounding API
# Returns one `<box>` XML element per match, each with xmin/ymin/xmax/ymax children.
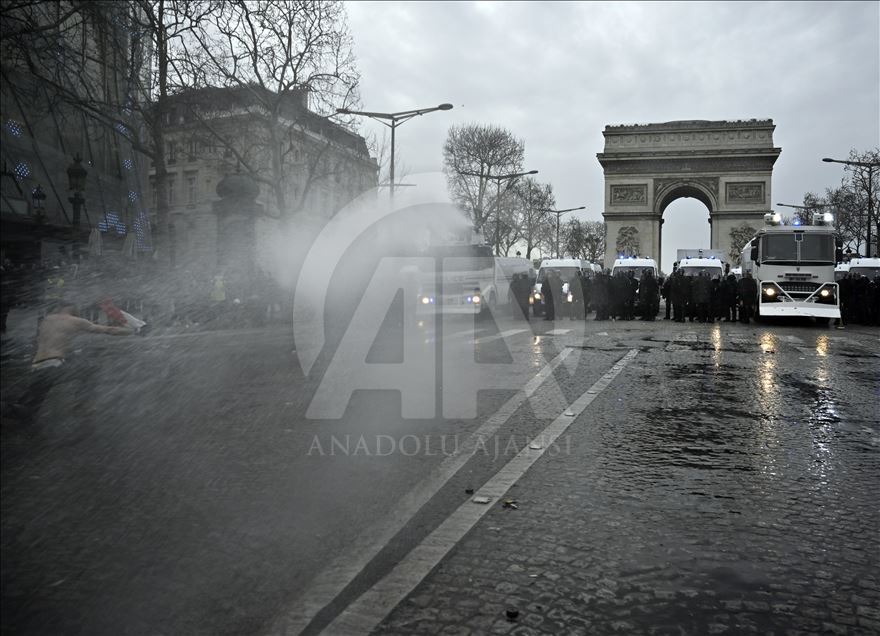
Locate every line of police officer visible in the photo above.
<box><xmin>662</xmin><ymin>264</ymin><xmax>759</xmax><ymax>324</ymax></box>
<box><xmin>838</xmin><ymin>272</ymin><xmax>880</xmax><ymax>326</ymax></box>
<box><xmin>509</xmin><ymin>263</ymin><xmax>763</xmax><ymax>324</ymax></box>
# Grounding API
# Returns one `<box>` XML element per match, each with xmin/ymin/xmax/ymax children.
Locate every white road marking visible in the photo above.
<box><xmin>444</xmin><ymin>327</ymin><xmax>488</xmax><ymax>340</ymax></box>
<box><xmin>424</xmin><ymin>327</ymin><xmax>488</xmax><ymax>344</ymax></box>
<box><xmin>475</xmin><ymin>329</ymin><xmax>528</xmax><ymax>344</ymax></box>
<box><xmin>323</xmin><ymin>349</ymin><xmax>640</xmax><ymax>635</ymax></box>
<box><xmin>271</xmin><ymin>347</ymin><xmax>576</xmax><ymax>634</ymax></box>
<box><xmin>545</xmin><ymin>329</ymin><xmax>572</xmax><ymax>335</ymax></box>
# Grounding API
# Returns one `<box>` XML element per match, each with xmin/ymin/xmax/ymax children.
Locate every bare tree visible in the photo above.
<box><xmin>796</xmin><ymin>149</ymin><xmax>879</xmax><ymax>255</ymax></box>
<box><xmin>179</xmin><ymin>0</ymin><xmax>361</xmax><ymax>217</ymax></box>
<box><xmin>560</xmin><ymin>218</ymin><xmax>605</xmax><ymax>262</ymax></box>
<box><xmin>824</xmin><ymin>185</ymin><xmax>865</xmax><ymax>254</ymax></box>
<box><xmin>510</xmin><ymin>178</ymin><xmax>555</xmax><ymax>260</ymax></box>
<box><xmin>581</xmin><ymin>221</ymin><xmax>607</xmax><ymax>263</ymax></box>
<box><xmin>836</xmin><ymin>148</ymin><xmax>879</xmax><ymax>255</ymax></box>
<box><xmin>442</xmin><ymin>123</ymin><xmax>524</xmax><ymax>237</ymax></box>
<box><xmin>561</xmin><ymin>218</ymin><xmax>585</xmax><ymax>259</ymax></box>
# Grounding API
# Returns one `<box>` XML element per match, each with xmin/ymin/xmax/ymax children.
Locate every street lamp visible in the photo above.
<box><xmin>538</xmin><ymin>205</ymin><xmax>586</xmax><ymax>258</ymax></box>
<box><xmin>459</xmin><ymin>169</ymin><xmax>538</xmax><ymax>254</ymax></box>
<box><xmin>66</xmin><ymin>153</ymin><xmax>88</xmax><ymax>230</ymax></box>
<box><xmin>336</xmin><ymin>103</ymin><xmax>453</xmax><ymax>198</ymax></box>
<box><xmin>822</xmin><ymin>157</ymin><xmax>880</xmax><ymax>256</ymax></box>
<box><xmin>31</xmin><ymin>184</ymin><xmax>47</xmax><ymax>224</ymax></box>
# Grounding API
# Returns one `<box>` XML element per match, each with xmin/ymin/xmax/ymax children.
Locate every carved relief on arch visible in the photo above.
<box><xmin>610</xmin><ymin>184</ymin><xmax>648</xmax><ymax>205</ymax></box>
<box><xmin>725</xmin><ymin>182</ymin><xmax>765</xmax><ymax>204</ymax></box>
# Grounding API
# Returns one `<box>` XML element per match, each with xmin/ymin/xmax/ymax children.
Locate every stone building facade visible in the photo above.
<box><xmin>597</xmin><ymin>120</ymin><xmax>781</xmax><ymax>268</ymax></box>
<box><xmin>150</xmin><ymin>86</ymin><xmax>378</xmax><ymax>279</ymax></box>
<box><xmin>1</xmin><ymin>1</ymin><xmax>153</xmax><ymax>265</ymax></box>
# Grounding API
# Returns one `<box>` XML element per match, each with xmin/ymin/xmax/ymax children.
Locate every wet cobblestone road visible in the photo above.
<box><xmin>375</xmin><ymin>326</ymin><xmax>880</xmax><ymax>636</ymax></box>
<box><xmin>1</xmin><ymin>315</ymin><xmax>878</xmax><ymax>635</ymax></box>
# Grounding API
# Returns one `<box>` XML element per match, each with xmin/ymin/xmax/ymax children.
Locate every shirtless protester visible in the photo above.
<box><xmin>13</xmin><ymin>304</ymin><xmax>132</xmax><ymax>423</ymax></box>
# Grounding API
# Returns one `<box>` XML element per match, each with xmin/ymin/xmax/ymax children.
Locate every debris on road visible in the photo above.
<box><xmin>472</xmin><ymin>496</ymin><xmax>491</xmax><ymax>504</ymax></box>
<box><xmin>502</xmin><ymin>499</ymin><xmax>518</xmax><ymax>510</ymax></box>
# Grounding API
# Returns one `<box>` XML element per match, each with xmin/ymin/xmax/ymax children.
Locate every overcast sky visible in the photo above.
<box><xmin>345</xmin><ymin>1</ymin><xmax>879</xmax><ymax>271</ymax></box>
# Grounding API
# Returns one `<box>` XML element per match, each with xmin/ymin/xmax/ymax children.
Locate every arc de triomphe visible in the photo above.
<box><xmin>597</xmin><ymin>119</ymin><xmax>781</xmax><ymax>269</ymax></box>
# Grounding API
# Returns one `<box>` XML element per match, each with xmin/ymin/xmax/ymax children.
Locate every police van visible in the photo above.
<box><xmin>677</xmin><ymin>256</ymin><xmax>725</xmax><ymax>279</ymax></box>
<box><xmin>610</xmin><ymin>257</ymin><xmax>658</xmax><ymax>278</ymax></box>
<box><xmin>847</xmin><ymin>257</ymin><xmax>880</xmax><ymax>279</ymax></box>
<box><xmin>530</xmin><ymin>258</ymin><xmax>591</xmax><ymax>316</ymax></box>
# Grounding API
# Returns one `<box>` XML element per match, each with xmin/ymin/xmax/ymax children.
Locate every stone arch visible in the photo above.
<box><xmin>654</xmin><ymin>180</ymin><xmax>717</xmax><ymax>215</ymax></box>
<box><xmin>597</xmin><ymin>120</ymin><xmax>781</xmax><ymax>269</ymax></box>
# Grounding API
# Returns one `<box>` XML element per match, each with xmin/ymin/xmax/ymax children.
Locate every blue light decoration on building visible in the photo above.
<box><xmin>5</xmin><ymin>120</ymin><xmax>24</xmax><ymax>137</ymax></box>
<box><xmin>98</xmin><ymin>211</ymin><xmax>127</xmax><ymax>235</ymax></box>
<box><xmin>116</xmin><ymin>122</ymin><xmax>128</xmax><ymax>135</ymax></box>
<box><xmin>132</xmin><ymin>210</ymin><xmax>152</xmax><ymax>250</ymax></box>
<box><xmin>128</xmin><ymin>190</ymin><xmax>139</xmax><ymax>202</ymax></box>
<box><xmin>14</xmin><ymin>161</ymin><xmax>31</xmax><ymax>178</ymax></box>
<box><xmin>123</xmin><ymin>158</ymin><xmax>133</xmax><ymax>171</ymax></box>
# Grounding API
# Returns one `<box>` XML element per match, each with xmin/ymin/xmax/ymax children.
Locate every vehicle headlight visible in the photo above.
<box><xmin>820</xmin><ymin>289</ymin><xmax>830</xmax><ymax>298</ymax></box>
<box><xmin>533</xmin><ymin>293</ymin><xmax>541</xmax><ymax>300</ymax></box>
<box><xmin>472</xmin><ymin>294</ymin><xmax>481</xmax><ymax>304</ymax></box>
<box><xmin>764</xmin><ymin>287</ymin><xmax>776</xmax><ymax>297</ymax></box>
<box><xmin>421</xmin><ymin>296</ymin><xmax>430</xmax><ymax>305</ymax></box>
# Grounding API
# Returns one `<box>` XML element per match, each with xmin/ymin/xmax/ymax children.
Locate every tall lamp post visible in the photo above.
<box><xmin>31</xmin><ymin>184</ymin><xmax>47</xmax><ymax>224</ymax></box>
<box><xmin>459</xmin><ymin>169</ymin><xmax>538</xmax><ymax>254</ymax></box>
<box><xmin>822</xmin><ymin>157</ymin><xmax>880</xmax><ymax>256</ymax></box>
<box><xmin>336</xmin><ymin>103</ymin><xmax>453</xmax><ymax>198</ymax></box>
<box><xmin>66</xmin><ymin>153</ymin><xmax>87</xmax><ymax>230</ymax></box>
<box><xmin>538</xmin><ymin>205</ymin><xmax>586</xmax><ymax>258</ymax></box>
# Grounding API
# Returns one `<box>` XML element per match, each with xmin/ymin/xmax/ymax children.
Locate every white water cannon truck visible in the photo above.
<box><xmin>740</xmin><ymin>211</ymin><xmax>842</xmax><ymax>321</ymax></box>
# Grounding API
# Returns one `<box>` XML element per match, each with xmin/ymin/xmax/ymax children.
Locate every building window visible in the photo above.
<box><xmin>167</xmin><ymin>177</ymin><xmax>176</xmax><ymax>205</ymax></box>
<box><xmin>168</xmin><ymin>142</ymin><xmax>177</xmax><ymax>164</ymax></box>
<box><xmin>186</xmin><ymin>173</ymin><xmax>197</xmax><ymax>204</ymax></box>
<box><xmin>188</xmin><ymin>139</ymin><xmax>198</xmax><ymax>159</ymax></box>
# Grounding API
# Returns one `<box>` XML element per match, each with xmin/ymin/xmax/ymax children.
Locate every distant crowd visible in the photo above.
<box><xmin>508</xmin><ymin>264</ymin><xmax>880</xmax><ymax>327</ymax></box>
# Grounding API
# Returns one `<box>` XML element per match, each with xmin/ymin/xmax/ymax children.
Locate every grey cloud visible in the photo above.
<box><xmin>346</xmin><ymin>1</ymin><xmax>879</xmax><ymax>269</ymax></box>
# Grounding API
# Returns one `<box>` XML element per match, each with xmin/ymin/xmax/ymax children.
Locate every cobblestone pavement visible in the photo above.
<box><xmin>1</xmin><ymin>309</ymin><xmax>878</xmax><ymax>635</ymax></box>
<box><xmin>376</xmin><ymin>325</ymin><xmax>880</xmax><ymax>636</ymax></box>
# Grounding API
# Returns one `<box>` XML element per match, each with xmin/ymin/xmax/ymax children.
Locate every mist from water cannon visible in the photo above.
<box><xmin>290</xmin><ymin>172</ymin><xmax>475</xmax><ymax>375</ymax></box>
